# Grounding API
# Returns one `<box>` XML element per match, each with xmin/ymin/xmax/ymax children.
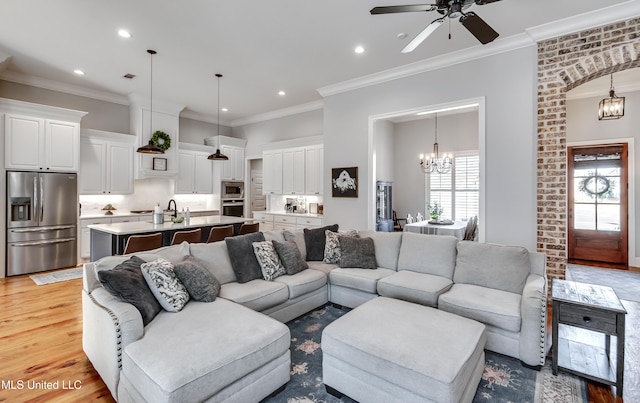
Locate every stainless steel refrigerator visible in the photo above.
<box><xmin>6</xmin><ymin>171</ymin><xmax>78</xmax><ymax>276</ymax></box>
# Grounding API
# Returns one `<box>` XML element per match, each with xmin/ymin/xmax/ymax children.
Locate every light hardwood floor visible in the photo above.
<box><xmin>0</xmin><ymin>268</ymin><xmax>637</xmax><ymax>402</ymax></box>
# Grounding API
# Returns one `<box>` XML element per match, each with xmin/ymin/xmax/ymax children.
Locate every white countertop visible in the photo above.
<box><xmin>88</xmin><ymin>216</ymin><xmax>246</xmax><ymax>235</ymax></box>
<box><xmin>253</xmin><ymin>210</ymin><xmax>324</xmax><ymax>218</ymax></box>
<box><xmin>80</xmin><ymin>209</ymin><xmax>219</xmax><ymax>219</ymax></box>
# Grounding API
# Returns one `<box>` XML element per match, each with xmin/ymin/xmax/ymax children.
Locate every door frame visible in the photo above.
<box><xmin>567</xmin><ymin>138</ymin><xmax>635</xmax><ymax>266</ymax></box>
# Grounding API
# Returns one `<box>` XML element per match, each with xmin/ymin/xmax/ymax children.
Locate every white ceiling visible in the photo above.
<box><xmin>0</xmin><ymin>0</ymin><xmax>634</xmax><ymax>125</ymax></box>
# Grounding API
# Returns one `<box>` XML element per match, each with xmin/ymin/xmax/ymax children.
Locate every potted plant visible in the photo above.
<box><xmin>428</xmin><ymin>202</ymin><xmax>443</xmax><ymax>222</ymax></box>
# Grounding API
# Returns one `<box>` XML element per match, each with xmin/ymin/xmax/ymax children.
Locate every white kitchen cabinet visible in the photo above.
<box><xmin>296</xmin><ymin>216</ymin><xmax>323</xmax><ymax>229</ymax></box>
<box><xmin>175</xmin><ymin>144</ymin><xmax>214</xmax><ymax>194</ymax></box>
<box><xmin>221</xmin><ymin>145</ymin><xmax>245</xmax><ymax>181</ymax></box>
<box><xmin>79</xmin><ymin>130</ymin><xmax>135</xmax><ymax>195</ymax></box>
<box><xmin>253</xmin><ymin>212</ymin><xmax>274</xmax><ymax>232</ymax></box>
<box><xmin>5</xmin><ymin>115</ymin><xmax>81</xmax><ymax>172</ymax></box>
<box><xmin>282</xmin><ymin>148</ymin><xmax>305</xmax><ymax>195</ymax></box>
<box><xmin>273</xmin><ymin>215</ymin><xmax>297</xmax><ymax>231</ymax></box>
<box><xmin>305</xmin><ymin>145</ymin><xmax>323</xmax><ymax>195</ymax></box>
<box><xmin>263</xmin><ymin>151</ymin><xmax>283</xmax><ymax>195</ymax></box>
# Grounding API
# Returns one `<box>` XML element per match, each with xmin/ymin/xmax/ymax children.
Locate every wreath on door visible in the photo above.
<box><xmin>578</xmin><ymin>172</ymin><xmax>614</xmax><ymax>200</ymax></box>
<box><xmin>151</xmin><ymin>130</ymin><xmax>171</xmax><ymax>151</ymax></box>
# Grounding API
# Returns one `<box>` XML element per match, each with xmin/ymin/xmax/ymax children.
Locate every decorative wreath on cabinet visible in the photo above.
<box><xmin>151</xmin><ymin>130</ymin><xmax>171</xmax><ymax>151</ymax></box>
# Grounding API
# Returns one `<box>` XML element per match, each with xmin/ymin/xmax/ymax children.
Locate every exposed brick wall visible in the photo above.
<box><xmin>537</xmin><ymin>18</ymin><xmax>640</xmax><ymax>287</ymax></box>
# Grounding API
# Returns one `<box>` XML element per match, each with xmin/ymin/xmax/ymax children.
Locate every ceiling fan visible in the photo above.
<box><xmin>371</xmin><ymin>0</ymin><xmax>502</xmax><ymax>53</ymax></box>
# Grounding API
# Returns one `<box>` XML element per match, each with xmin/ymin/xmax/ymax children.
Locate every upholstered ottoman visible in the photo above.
<box><xmin>117</xmin><ymin>299</ymin><xmax>291</xmax><ymax>403</ymax></box>
<box><xmin>322</xmin><ymin>297</ymin><xmax>486</xmax><ymax>403</ymax></box>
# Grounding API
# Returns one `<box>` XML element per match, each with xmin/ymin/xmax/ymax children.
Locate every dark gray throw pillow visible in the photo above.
<box><xmin>338</xmin><ymin>236</ymin><xmax>378</xmax><ymax>270</ymax></box>
<box><xmin>98</xmin><ymin>255</ymin><xmax>161</xmax><ymax>326</ymax></box>
<box><xmin>304</xmin><ymin>224</ymin><xmax>339</xmax><ymax>261</ymax></box>
<box><xmin>173</xmin><ymin>257</ymin><xmax>221</xmax><ymax>302</ymax></box>
<box><xmin>225</xmin><ymin>232</ymin><xmax>266</xmax><ymax>283</ymax></box>
<box><xmin>273</xmin><ymin>240</ymin><xmax>309</xmax><ymax>275</ymax></box>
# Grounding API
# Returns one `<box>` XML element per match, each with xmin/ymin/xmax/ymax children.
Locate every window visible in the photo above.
<box><xmin>427</xmin><ymin>152</ymin><xmax>479</xmax><ymax>221</ymax></box>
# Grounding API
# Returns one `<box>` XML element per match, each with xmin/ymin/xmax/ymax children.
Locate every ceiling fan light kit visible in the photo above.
<box><xmin>371</xmin><ymin>0</ymin><xmax>502</xmax><ymax>52</ymax></box>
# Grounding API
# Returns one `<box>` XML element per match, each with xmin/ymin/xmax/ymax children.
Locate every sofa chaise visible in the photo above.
<box><xmin>82</xmin><ymin>226</ymin><xmax>549</xmax><ymax>402</ymax></box>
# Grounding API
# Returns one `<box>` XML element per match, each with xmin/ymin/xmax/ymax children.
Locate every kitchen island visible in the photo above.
<box><xmin>88</xmin><ymin>216</ymin><xmax>247</xmax><ymax>261</ymax></box>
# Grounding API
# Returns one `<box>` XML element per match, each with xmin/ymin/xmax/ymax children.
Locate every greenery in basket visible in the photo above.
<box><xmin>151</xmin><ymin>130</ymin><xmax>171</xmax><ymax>151</ymax></box>
<box><xmin>428</xmin><ymin>202</ymin><xmax>443</xmax><ymax>220</ymax></box>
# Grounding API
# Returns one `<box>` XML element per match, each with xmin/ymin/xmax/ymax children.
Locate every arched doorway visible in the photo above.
<box><xmin>537</xmin><ymin>20</ymin><xmax>640</xmax><ymax>283</ymax></box>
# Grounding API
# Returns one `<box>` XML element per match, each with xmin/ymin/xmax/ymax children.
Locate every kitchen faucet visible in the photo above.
<box><xmin>167</xmin><ymin>199</ymin><xmax>177</xmax><ymax>218</ymax></box>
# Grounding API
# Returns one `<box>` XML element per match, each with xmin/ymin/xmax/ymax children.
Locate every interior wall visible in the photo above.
<box><xmin>374</xmin><ymin>120</ymin><xmax>394</xmax><ymax>182</ymax></box>
<box><xmin>393</xmin><ymin>111</ymin><xmax>478</xmax><ymax>220</ymax></box>
<box><xmin>567</xmin><ymin>88</ymin><xmax>640</xmax><ymax>262</ymax></box>
<box><xmin>178</xmin><ymin>117</ymin><xmax>232</xmax><ymax>145</ymax></box>
<box><xmin>0</xmin><ymin>80</ymin><xmax>130</xmax><ymax>133</ymax></box>
<box><xmin>323</xmin><ymin>45</ymin><xmax>538</xmax><ymax>249</ymax></box>
<box><xmin>232</xmin><ymin>109</ymin><xmax>323</xmax><ymax>156</ymax></box>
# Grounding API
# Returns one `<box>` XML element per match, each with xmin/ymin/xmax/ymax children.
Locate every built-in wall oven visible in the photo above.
<box><xmin>221</xmin><ymin>199</ymin><xmax>244</xmax><ymax>217</ymax></box>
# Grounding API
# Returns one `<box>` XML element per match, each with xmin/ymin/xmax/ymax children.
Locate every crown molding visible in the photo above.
<box><xmin>526</xmin><ymin>0</ymin><xmax>640</xmax><ymax>42</ymax></box>
<box><xmin>316</xmin><ymin>33</ymin><xmax>534</xmax><ymax>98</ymax></box>
<box><xmin>0</xmin><ymin>70</ymin><xmax>129</xmax><ymax>105</ymax></box>
<box><xmin>317</xmin><ymin>1</ymin><xmax>640</xmax><ymax>98</ymax></box>
<box><xmin>230</xmin><ymin>99</ymin><xmax>324</xmax><ymax>127</ymax></box>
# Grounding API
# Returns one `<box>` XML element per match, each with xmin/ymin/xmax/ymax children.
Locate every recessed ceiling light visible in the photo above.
<box><xmin>397</xmin><ymin>33</ymin><xmax>408</xmax><ymax>40</ymax></box>
<box><xmin>278</xmin><ymin>91</ymin><xmax>286</xmax><ymax>96</ymax></box>
<box><xmin>355</xmin><ymin>46</ymin><xmax>365</xmax><ymax>54</ymax></box>
<box><xmin>221</xmin><ymin>108</ymin><xmax>228</xmax><ymax>112</ymax></box>
<box><xmin>118</xmin><ymin>29</ymin><xmax>132</xmax><ymax>38</ymax></box>
<box><xmin>73</xmin><ymin>69</ymin><xmax>85</xmax><ymax>76</ymax></box>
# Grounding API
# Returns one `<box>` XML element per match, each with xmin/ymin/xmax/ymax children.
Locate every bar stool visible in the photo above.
<box><xmin>206</xmin><ymin>225</ymin><xmax>234</xmax><ymax>243</ymax></box>
<box><xmin>171</xmin><ymin>228</ymin><xmax>202</xmax><ymax>245</ymax></box>
<box><xmin>123</xmin><ymin>233</ymin><xmax>163</xmax><ymax>254</ymax></box>
<box><xmin>238</xmin><ymin>222</ymin><xmax>260</xmax><ymax>235</ymax></box>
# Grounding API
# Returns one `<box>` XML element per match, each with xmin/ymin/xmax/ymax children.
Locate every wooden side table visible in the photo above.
<box><xmin>552</xmin><ymin>279</ymin><xmax>626</xmax><ymax>397</ymax></box>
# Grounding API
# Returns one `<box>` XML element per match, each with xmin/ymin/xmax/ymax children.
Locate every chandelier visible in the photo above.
<box><xmin>419</xmin><ymin>113</ymin><xmax>452</xmax><ymax>174</ymax></box>
<box><xmin>598</xmin><ymin>73</ymin><xmax>625</xmax><ymax>120</ymax></box>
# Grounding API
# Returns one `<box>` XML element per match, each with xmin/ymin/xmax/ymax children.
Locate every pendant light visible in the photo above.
<box><xmin>208</xmin><ymin>73</ymin><xmax>229</xmax><ymax>160</ymax></box>
<box><xmin>137</xmin><ymin>49</ymin><xmax>164</xmax><ymax>154</ymax></box>
<box><xmin>598</xmin><ymin>73</ymin><xmax>625</xmax><ymax>120</ymax></box>
<box><xmin>419</xmin><ymin>112</ymin><xmax>452</xmax><ymax>174</ymax></box>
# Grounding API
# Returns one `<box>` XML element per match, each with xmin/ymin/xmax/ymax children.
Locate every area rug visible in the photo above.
<box><xmin>29</xmin><ymin>267</ymin><xmax>83</xmax><ymax>285</ymax></box>
<box><xmin>264</xmin><ymin>304</ymin><xmax>588</xmax><ymax>403</ymax></box>
<box><xmin>566</xmin><ymin>264</ymin><xmax>640</xmax><ymax>303</ymax></box>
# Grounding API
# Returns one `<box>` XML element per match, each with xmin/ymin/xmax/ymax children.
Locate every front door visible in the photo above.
<box><xmin>568</xmin><ymin>144</ymin><xmax>628</xmax><ymax>264</ymax></box>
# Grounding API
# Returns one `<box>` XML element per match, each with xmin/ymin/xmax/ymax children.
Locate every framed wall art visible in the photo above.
<box><xmin>331</xmin><ymin>166</ymin><xmax>358</xmax><ymax>198</ymax></box>
<box><xmin>153</xmin><ymin>157</ymin><xmax>167</xmax><ymax>171</ymax></box>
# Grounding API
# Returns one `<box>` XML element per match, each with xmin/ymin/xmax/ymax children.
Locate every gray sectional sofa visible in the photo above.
<box><xmin>82</xmin><ymin>227</ymin><xmax>549</xmax><ymax>402</ymax></box>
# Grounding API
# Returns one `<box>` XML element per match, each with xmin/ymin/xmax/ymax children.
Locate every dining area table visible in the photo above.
<box><xmin>403</xmin><ymin>219</ymin><xmax>469</xmax><ymax>240</ymax></box>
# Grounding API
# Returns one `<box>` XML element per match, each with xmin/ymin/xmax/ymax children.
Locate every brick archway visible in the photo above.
<box><xmin>537</xmin><ymin>19</ymin><xmax>640</xmax><ymax>285</ymax></box>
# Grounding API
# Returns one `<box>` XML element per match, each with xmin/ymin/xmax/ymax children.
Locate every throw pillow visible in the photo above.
<box><xmin>173</xmin><ymin>257</ymin><xmax>221</xmax><ymax>302</ymax></box>
<box><xmin>273</xmin><ymin>239</ymin><xmax>309</xmax><ymax>275</ymax></box>
<box><xmin>283</xmin><ymin>229</ymin><xmax>307</xmax><ymax>261</ymax></box>
<box><xmin>304</xmin><ymin>224</ymin><xmax>339</xmax><ymax>261</ymax></box>
<box><xmin>225</xmin><ymin>232</ymin><xmax>266</xmax><ymax>283</ymax></box>
<box><xmin>323</xmin><ymin>229</ymin><xmax>358</xmax><ymax>264</ymax></box>
<box><xmin>338</xmin><ymin>236</ymin><xmax>378</xmax><ymax>270</ymax></box>
<box><xmin>252</xmin><ymin>241</ymin><xmax>286</xmax><ymax>281</ymax></box>
<box><xmin>98</xmin><ymin>255</ymin><xmax>161</xmax><ymax>326</ymax></box>
<box><xmin>141</xmin><ymin>258</ymin><xmax>190</xmax><ymax>312</ymax></box>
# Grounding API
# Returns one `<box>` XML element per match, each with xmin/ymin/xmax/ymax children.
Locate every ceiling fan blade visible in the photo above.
<box><xmin>370</xmin><ymin>5</ymin><xmax>437</xmax><ymax>15</ymax></box>
<box><xmin>459</xmin><ymin>12</ymin><xmax>498</xmax><ymax>44</ymax></box>
<box><xmin>401</xmin><ymin>18</ymin><xmax>445</xmax><ymax>53</ymax></box>
<box><xmin>475</xmin><ymin>0</ymin><xmax>501</xmax><ymax>4</ymax></box>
